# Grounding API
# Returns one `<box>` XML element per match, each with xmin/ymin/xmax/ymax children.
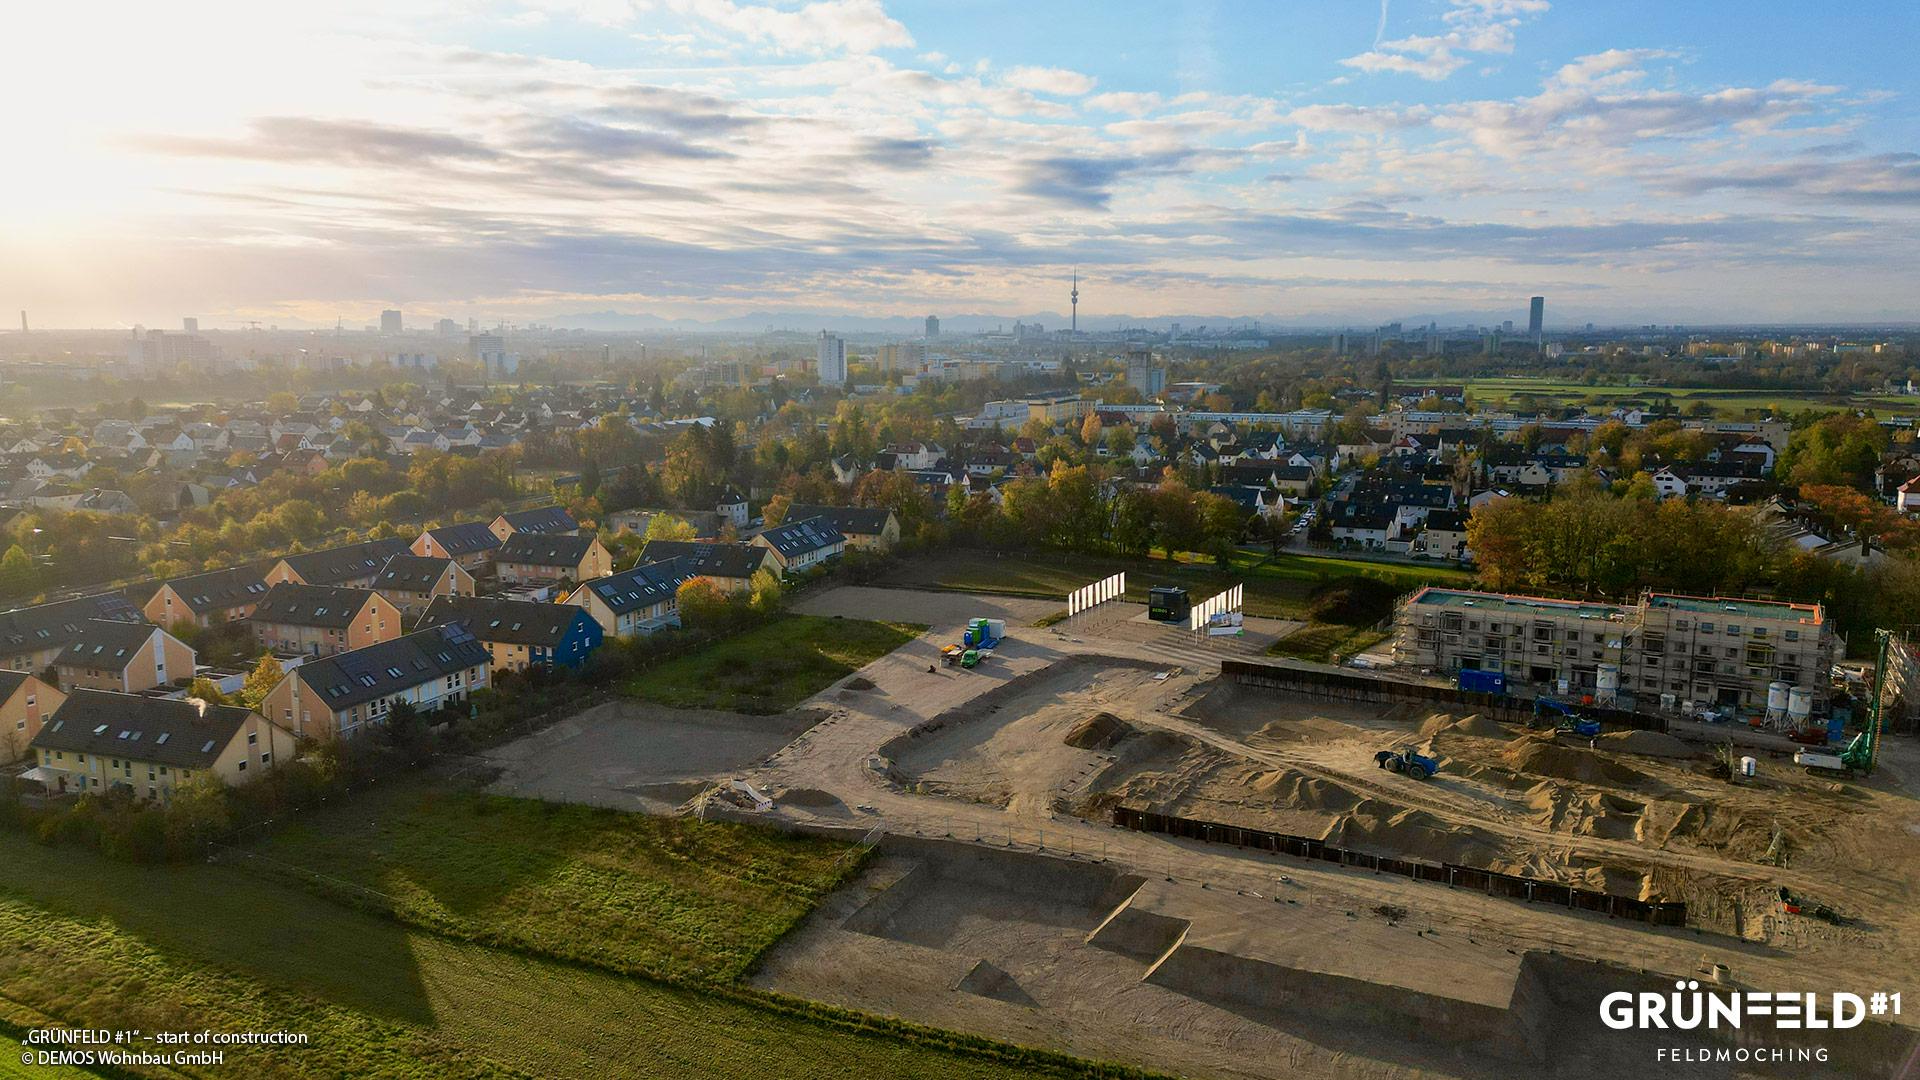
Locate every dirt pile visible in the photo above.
<box><xmin>1449</xmin><ymin>714</ymin><xmax>1508</xmax><ymax>739</ymax></box>
<box><xmin>842</xmin><ymin>676</ymin><xmax>876</xmax><ymax>692</ymax></box>
<box><xmin>1065</xmin><ymin>711</ymin><xmax>1135</xmax><ymax>751</ymax></box>
<box><xmin>1599</xmin><ymin>730</ymin><xmax>1695</xmax><ymax>759</ymax></box>
<box><xmin>1502</xmin><ymin>736</ymin><xmax>1643</xmax><ymax>786</ymax></box>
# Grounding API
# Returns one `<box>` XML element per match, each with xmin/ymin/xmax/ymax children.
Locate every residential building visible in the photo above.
<box><xmin>0</xmin><ymin>594</ymin><xmax>146</xmax><ymax>673</ymax></box>
<box><xmin>0</xmin><ymin>670</ymin><xmax>65</xmax><ymax>764</ymax></box>
<box><xmin>1393</xmin><ymin>588</ymin><xmax>1839</xmax><ymax>714</ymax></box>
<box><xmin>566</xmin><ymin>557</ymin><xmax>696</xmax><ymax>637</ymax></box>
<box><xmin>416</xmin><ymin>596</ymin><xmax>604</xmax><ymax>674</ymax></box>
<box><xmin>380</xmin><ymin>309</ymin><xmax>403</xmax><ymax>334</ymax></box>
<box><xmin>817</xmin><ymin>332</ymin><xmax>848</xmax><ymax>385</ymax></box>
<box><xmin>259</xmin><ymin>623</ymin><xmax>491</xmax><ymax>741</ymax></box>
<box><xmin>1418</xmin><ymin>509</ymin><xmax>1472</xmax><ymax>561</ymax></box>
<box><xmin>785</xmin><ymin>504</ymin><xmax>900</xmax><ymax>551</ymax></box>
<box><xmin>716</xmin><ymin>489</ymin><xmax>749</xmax><ymax>529</ymax></box>
<box><xmin>752</xmin><ymin>517</ymin><xmax>847</xmax><ymax>575</ymax></box>
<box><xmin>143</xmin><ymin>566</ymin><xmax>269</xmax><ymax>629</ymax></box>
<box><xmin>373</xmin><ymin>555</ymin><xmax>475</xmax><ymax>619</ymax></box>
<box><xmin>412</xmin><ymin>521</ymin><xmax>503</xmax><ymax>573</ymax></box>
<box><xmin>267</xmin><ymin>537</ymin><xmax>414</xmax><ymax>589</ymax></box>
<box><xmin>488</xmin><ymin>506</ymin><xmax>579</xmax><ymax>542</ymax></box>
<box><xmin>634</xmin><ymin>540</ymin><xmax>775</xmax><ymax>593</ymax></box>
<box><xmin>53</xmin><ymin>620</ymin><xmax>194</xmax><ymax>694</ymax></box>
<box><xmin>250</xmin><ymin>583</ymin><xmax>404</xmax><ymax>657</ymax></box>
<box><xmin>29</xmin><ymin>691</ymin><xmax>293</xmax><ymax>802</ymax></box>
<box><xmin>495</xmin><ymin>533</ymin><xmax>612</xmax><ymax>586</ymax></box>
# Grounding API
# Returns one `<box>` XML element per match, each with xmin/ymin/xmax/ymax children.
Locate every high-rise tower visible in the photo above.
<box><xmin>1070</xmin><ymin>270</ymin><xmax>1079</xmax><ymax>334</ymax></box>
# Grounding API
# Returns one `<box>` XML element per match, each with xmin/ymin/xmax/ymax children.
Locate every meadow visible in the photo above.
<box><xmin>622</xmin><ymin>614</ymin><xmax>923</xmax><ymax>713</ymax></box>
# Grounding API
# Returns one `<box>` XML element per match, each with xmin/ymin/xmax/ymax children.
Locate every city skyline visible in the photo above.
<box><xmin>4</xmin><ymin>1</ymin><xmax>1917</xmax><ymax>328</ymax></box>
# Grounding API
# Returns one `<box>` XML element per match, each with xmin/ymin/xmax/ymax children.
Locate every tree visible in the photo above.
<box><xmin>0</xmin><ymin>544</ymin><xmax>36</xmax><ymax>596</ymax></box>
<box><xmin>187</xmin><ymin>677</ymin><xmax>228</xmax><ymax>706</ymax></box>
<box><xmin>266</xmin><ymin>391</ymin><xmax>299</xmax><ymax>415</ymax></box>
<box><xmin>644</xmin><ymin>514</ymin><xmax>698</xmax><ymax>541</ymax></box>
<box><xmin>675</xmin><ymin>576</ymin><xmax>734</xmax><ymax>629</ymax></box>
<box><xmin>239</xmin><ymin>654</ymin><xmax>282</xmax><ymax>708</ymax></box>
<box><xmin>1800</xmin><ymin>484</ymin><xmax>1920</xmax><ymax>555</ymax></box>
<box><xmin>748</xmin><ymin>568</ymin><xmax>784</xmax><ymax>619</ymax></box>
<box><xmin>763</xmin><ymin>494</ymin><xmax>793</xmax><ymax>528</ymax></box>
<box><xmin>579</xmin><ymin>458</ymin><xmax>602</xmax><ymax>498</ymax></box>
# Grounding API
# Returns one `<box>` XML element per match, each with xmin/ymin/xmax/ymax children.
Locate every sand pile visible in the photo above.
<box><xmin>842</xmin><ymin>676</ymin><xmax>876</xmax><ymax>691</ymax></box>
<box><xmin>1247</xmin><ymin>768</ymin><xmax>1367</xmax><ymax>814</ymax></box>
<box><xmin>1599</xmin><ymin>730</ymin><xmax>1695</xmax><ymax>759</ymax></box>
<box><xmin>1065</xmin><ymin>711</ymin><xmax>1135</xmax><ymax>751</ymax></box>
<box><xmin>1448</xmin><ymin>714</ymin><xmax>1508</xmax><ymax>739</ymax></box>
<box><xmin>1502</xmin><ymin>736</ymin><xmax>1642</xmax><ymax>786</ymax></box>
<box><xmin>775</xmin><ymin>786</ymin><xmax>846</xmax><ymax>810</ymax></box>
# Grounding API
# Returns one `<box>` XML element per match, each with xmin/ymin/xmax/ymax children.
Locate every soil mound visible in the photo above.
<box><xmin>1247</xmin><ymin>768</ymin><xmax>1367</xmax><ymax>814</ymax></box>
<box><xmin>775</xmin><ymin>787</ymin><xmax>845</xmax><ymax>810</ymax></box>
<box><xmin>955</xmin><ymin>960</ymin><xmax>1037</xmax><ymax>1005</ymax></box>
<box><xmin>1448</xmin><ymin>713</ymin><xmax>1508</xmax><ymax>739</ymax></box>
<box><xmin>1065</xmin><ymin>711</ymin><xmax>1134</xmax><ymax>751</ymax></box>
<box><xmin>1599</xmin><ymin>730</ymin><xmax>1695</xmax><ymax>759</ymax></box>
<box><xmin>843</xmin><ymin>676</ymin><xmax>876</xmax><ymax>691</ymax></box>
<box><xmin>1502</xmin><ymin>736</ymin><xmax>1642</xmax><ymax>786</ymax></box>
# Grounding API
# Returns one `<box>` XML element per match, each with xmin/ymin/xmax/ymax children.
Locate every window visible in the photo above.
<box><xmin>259</xmin><ymin>752</ymin><xmax>271</xmax><ymax>765</ymax></box>
<box><xmin>237</xmin><ymin>760</ymin><xmax>247</xmax><ymax>772</ymax></box>
<box><xmin>247</xmin><ymin>731</ymin><xmax>257</xmax><ymax>746</ymax></box>
<box><xmin>1700</xmin><ymin>623</ymin><xmax>1715</xmax><ymax>633</ymax></box>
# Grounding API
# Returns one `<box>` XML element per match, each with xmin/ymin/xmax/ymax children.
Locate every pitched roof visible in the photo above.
<box><xmin>421</xmin><ymin>521</ymin><xmax>502</xmax><ymax>556</ymax></box>
<box><xmin>581</xmin><ymin>557</ymin><xmax>696</xmax><ymax>615</ymax></box>
<box><xmin>31</xmin><ymin>690</ymin><xmax>260</xmax><ymax>769</ymax></box>
<box><xmin>279</xmin><ymin>537</ymin><xmax>413</xmax><ymax>586</ymax></box>
<box><xmin>785</xmin><ymin>504</ymin><xmax>893</xmax><ymax>537</ymax></box>
<box><xmin>416</xmin><ymin>596</ymin><xmax>592</xmax><ymax>647</ymax></box>
<box><xmin>0</xmin><ymin>594</ymin><xmax>142</xmax><ymax>657</ymax></box>
<box><xmin>496</xmin><ymin>505</ymin><xmax>578</xmax><ymax>534</ymax></box>
<box><xmin>375</xmin><ymin>555</ymin><xmax>460</xmax><ymax>590</ymax></box>
<box><xmin>757</xmin><ymin>516</ymin><xmax>845</xmax><ymax>559</ymax></box>
<box><xmin>251</xmin><ymin>583</ymin><xmax>379</xmax><ymax>630</ymax></box>
<box><xmin>157</xmin><ymin>565</ymin><xmax>269</xmax><ymax>613</ymax></box>
<box><xmin>635</xmin><ymin>540</ymin><xmax>769</xmax><ymax>580</ymax></box>
<box><xmin>0</xmin><ymin>669</ymin><xmax>34</xmax><ymax>702</ymax></box>
<box><xmin>497</xmin><ymin>533</ymin><xmax>596</xmax><ymax>568</ymax></box>
<box><xmin>293</xmin><ymin>624</ymin><xmax>490</xmax><ymax>712</ymax></box>
<box><xmin>54</xmin><ymin>620</ymin><xmax>160</xmax><ymax>670</ymax></box>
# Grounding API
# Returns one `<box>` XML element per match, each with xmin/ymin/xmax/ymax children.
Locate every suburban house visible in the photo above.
<box><xmin>0</xmin><ymin>670</ymin><xmax>65</xmax><ymax>764</ymax></box>
<box><xmin>143</xmin><ymin>566</ymin><xmax>270</xmax><ymax>629</ymax></box>
<box><xmin>751</xmin><ymin>517</ymin><xmax>847</xmax><ymax>575</ymax></box>
<box><xmin>716</xmin><ymin>488</ymin><xmax>749</xmax><ymax>529</ymax></box>
<box><xmin>1419</xmin><ymin>509</ymin><xmax>1472</xmax><ymax>561</ymax></box>
<box><xmin>373</xmin><ymin>555</ymin><xmax>475</xmax><ymax>618</ymax></box>
<box><xmin>259</xmin><ymin>623</ymin><xmax>491</xmax><ymax>741</ymax></box>
<box><xmin>494</xmin><ymin>533</ymin><xmax>612</xmax><ymax>586</ymax></box>
<box><xmin>633</xmin><ymin>540</ymin><xmax>775</xmax><ymax>593</ymax></box>
<box><xmin>52</xmin><ymin>620</ymin><xmax>195</xmax><ymax>694</ymax></box>
<box><xmin>0</xmin><ymin>593</ymin><xmax>145</xmax><ymax>673</ymax></box>
<box><xmin>267</xmin><ymin>537</ymin><xmax>414</xmax><ymax>589</ymax></box>
<box><xmin>250</xmin><ymin>583</ymin><xmax>404</xmax><ymax>657</ymax></box>
<box><xmin>416</xmin><ymin>596</ymin><xmax>604</xmax><ymax>674</ymax></box>
<box><xmin>566</xmin><ymin>557</ymin><xmax>696</xmax><ymax>637</ymax></box>
<box><xmin>412</xmin><ymin>521</ymin><xmax>503</xmax><ymax>573</ymax></box>
<box><xmin>28</xmin><ymin>690</ymin><xmax>293</xmax><ymax>802</ymax></box>
<box><xmin>783</xmin><ymin>504</ymin><xmax>900</xmax><ymax>551</ymax></box>
<box><xmin>488</xmin><ymin>505</ymin><xmax>579</xmax><ymax>542</ymax></box>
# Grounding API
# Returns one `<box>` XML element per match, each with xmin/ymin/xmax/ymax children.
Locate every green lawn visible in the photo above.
<box><xmin>248</xmin><ymin>780</ymin><xmax>860</xmax><ymax>982</ymax></box>
<box><xmin>1267</xmin><ymin>623</ymin><xmax>1391</xmax><ymax>663</ymax></box>
<box><xmin>882</xmin><ymin>549</ymin><xmax>1471</xmax><ymax>620</ymax></box>
<box><xmin>624</xmin><ymin>615</ymin><xmax>923</xmax><ymax>713</ymax></box>
<box><xmin>1460</xmin><ymin>377</ymin><xmax>1871</xmax><ymax>416</ymax></box>
<box><xmin>0</xmin><ymin>833</ymin><xmax>1135</xmax><ymax>1080</ymax></box>
<box><xmin>0</xmin><ymin>1032</ymin><xmax>97</xmax><ymax>1080</ymax></box>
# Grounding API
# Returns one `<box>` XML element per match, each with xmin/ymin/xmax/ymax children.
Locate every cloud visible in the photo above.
<box><xmin>130</xmin><ymin>118</ymin><xmax>496</xmax><ymax>167</ymax></box>
<box><xmin>1013</xmin><ymin>151</ymin><xmax>1198</xmax><ymax>210</ymax></box>
<box><xmin>1341</xmin><ymin>0</ymin><xmax>1547</xmax><ymax>80</ymax></box>
<box><xmin>1002</xmin><ymin>65</ymin><xmax>1097</xmax><ymax>96</ymax></box>
<box><xmin>666</xmin><ymin>0</ymin><xmax>912</xmax><ymax>55</ymax></box>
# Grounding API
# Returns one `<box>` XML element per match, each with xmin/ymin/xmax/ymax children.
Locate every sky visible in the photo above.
<box><xmin>4</xmin><ymin>0</ymin><xmax>1918</xmax><ymax>329</ymax></box>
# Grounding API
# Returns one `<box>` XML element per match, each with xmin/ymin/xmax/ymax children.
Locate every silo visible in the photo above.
<box><xmin>1787</xmin><ymin>685</ymin><xmax>1814</xmax><ymax>730</ymax></box>
<box><xmin>1766</xmin><ymin>681</ymin><xmax>1791</xmax><ymax>727</ymax></box>
<box><xmin>1595</xmin><ymin>664</ymin><xmax>1620</xmax><ymax>705</ymax></box>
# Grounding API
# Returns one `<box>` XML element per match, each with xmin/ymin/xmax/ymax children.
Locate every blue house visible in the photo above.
<box><xmin>415</xmin><ymin>595</ymin><xmax>603</xmax><ymax>674</ymax></box>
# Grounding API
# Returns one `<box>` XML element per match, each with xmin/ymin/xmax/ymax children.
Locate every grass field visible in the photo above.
<box><xmin>0</xmin><ymin>1032</ymin><xmax>96</xmax><ymax>1080</ymax></box>
<box><xmin>1267</xmin><ymin>623</ymin><xmax>1391</xmax><ymax>663</ymax></box>
<box><xmin>0</xmin><ymin>833</ymin><xmax>1133</xmax><ymax>1080</ymax></box>
<box><xmin>882</xmin><ymin>548</ymin><xmax>1471</xmax><ymax>619</ymax></box>
<box><xmin>1460</xmin><ymin>377</ymin><xmax>1876</xmax><ymax>416</ymax></box>
<box><xmin>623</xmin><ymin>614</ymin><xmax>922</xmax><ymax>713</ymax></box>
<box><xmin>248</xmin><ymin>780</ymin><xmax>859</xmax><ymax>982</ymax></box>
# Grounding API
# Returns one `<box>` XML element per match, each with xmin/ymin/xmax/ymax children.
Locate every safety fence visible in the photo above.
<box><xmin>1187</xmin><ymin>583</ymin><xmax>1244</xmax><ymax>632</ymax></box>
<box><xmin>1067</xmin><ymin>572</ymin><xmax>1126</xmax><ymax>617</ymax></box>
<box><xmin>1111</xmin><ymin>805</ymin><xmax>1688</xmax><ymax>927</ymax></box>
<box><xmin>1221</xmin><ymin>659</ymin><xmax>1668</xmax><ymax>733</ymax></box>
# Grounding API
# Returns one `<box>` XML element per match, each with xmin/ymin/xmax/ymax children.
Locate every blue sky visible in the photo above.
<box><xmin>4</xmin><ymin>0</ymin><xmax>1916</xmax><ymax>327</ymax></box>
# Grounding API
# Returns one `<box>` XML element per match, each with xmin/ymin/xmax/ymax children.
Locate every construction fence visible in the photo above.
<box><xmin>1221</xmin><ymin>660</ymin><xmax>1669</xmax><ymax>733</ymax></box>
<box><xmin>1111</xmin><ymin>805</ymin><xmax>1688</xmax><ymax>927</ymax></box>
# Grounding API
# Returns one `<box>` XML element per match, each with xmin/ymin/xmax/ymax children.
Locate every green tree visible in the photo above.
<box><xmin>0</xmin><ymin>544</ymin><xmax>37</xmax><ymax>596</ymax></box>
<box><xmin>187</xmin><ymin>677</ymin><xmax>228</xmax><ymax>706</ymax></box>
<box><xmin>239</xmin><ymin>654</ymin><xmax>282</xmax><ymax>708</ymax></box>
<box><xmin>644</xmin><ymin>514</ymin><xmax>698</xmax><ymax>541</ymax></box>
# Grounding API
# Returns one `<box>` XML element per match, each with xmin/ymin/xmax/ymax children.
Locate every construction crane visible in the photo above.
<box><xmin>1795</xmin><ymin>628</ymin><xmax>1889</xmax><ymax>778</ymax></box>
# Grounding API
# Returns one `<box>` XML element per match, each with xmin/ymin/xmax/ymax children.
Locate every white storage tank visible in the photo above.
<box><xmin>1787</xmin><ymin>685</ymin><xmax>1814</xmax><ymax>727</ymax></box>
<box><xmin>1766</xmin><ymin>681</ymin><xmax>1791</xmax><ymax>725</ymax></box>
<box><xmin>1660</xmin><ymin>692</ymin><xmax>1678</xmax><ymax>712</ymax></box>
<box><xmin>1595</xmin><ymin>664</ymin><xmax>1620</xmax><ymax>704</ymax></box>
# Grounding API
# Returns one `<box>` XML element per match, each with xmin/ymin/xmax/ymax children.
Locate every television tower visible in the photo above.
<box><xmin>1070</xmin><ymin>269</ymin><xmax>1079</xmax><ymax>334</ymax></box>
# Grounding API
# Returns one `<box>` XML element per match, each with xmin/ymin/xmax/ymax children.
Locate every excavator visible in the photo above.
<box><xmin>1794</xmin><ymin>630</ymin><xmax>1887</xmax><ymax>779</ymax></box>
<box><xmin>1533</xmin><ymin>697</ymin><xmax>1601</xmax><ymax>738</ymax></box>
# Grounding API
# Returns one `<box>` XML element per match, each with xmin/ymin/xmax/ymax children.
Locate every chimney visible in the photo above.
<box><xmin>187</xmin><ymin>696</ymin><xmax>209</xmax><ymax>717</ymax></box>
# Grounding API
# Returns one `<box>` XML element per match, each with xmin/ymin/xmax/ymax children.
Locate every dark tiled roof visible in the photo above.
<box><xmin>281</xmin><ymin>538</ymin><xmax>413</xmax><ymax>586</ymax></box>
<box><xmin>417</xmin><ymin>596</ymin><xmax>590</xmax><ymax>647</ymax></box>
<box><xmin>786</xmin><ymin>504</ymin><xmax>893</xmax><ymax>537</ymax></box>
<box><xmin>376</xmin><ymin>555</ymin><xmax>460</xmax><ymax>590</ymax></box>
<box><xmin>497</xmin><ymin>506</ymin><xmax>578</xmax><ymax>534</ymax></box>
<box><xmin>0</xmin><ymin>670</ymin><xmax>33</xmax><ymax>701</ymax></box>
<box><xmin>251</xmin><ymin>583</ymin><xmax>379</xmax><ymax>630</ymax></box>
<box><xmin>54</xmin><ymin>620</ymin><xmax>161</xmax><ymax>670</ymax></box>
<box><xmin>294</xmin><ymin>624</ymin><xmax>489</xmax><ymax>712</ymax></box>
<box><xmin>422</xmin><ymin>521</ymin><xmax>501</xmax><ymax>556</ymax></box>
<box><xmin>757</xmin><ymin>517</ymin><xmax>845</xmax><ymax>559</ymax></box>
<box><xmin>635</xmin><ymin>540</ymin><xmax>768</xmax><ymax>580</ymax></box>
<box><xmin>497</xmin><ymin>533</ymin><xmax>596</xmax><ymax>568</ymax></box>
<box><xmin>158</xmin><ymin>565</ymin><xmax>269</xmax><ymax>613</ymax></box>
<box><xmin>0</xmin><ymin>594</ymin><xmax>142</xmax><ymax>657</ymax></box>
<box><xmin>31</xmin><ymin>690</ymin><xmax>259</xmax><ymax>769</ymax></box>
<box><xmin>581</xmin><ymin>557</ymin><xmax>694</xmax><ymax>616</ymax></box>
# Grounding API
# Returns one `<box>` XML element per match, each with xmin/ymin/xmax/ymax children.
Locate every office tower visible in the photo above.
<box><xmin>1070</xmin><ymin>270</ymin><xmax>1079</xmax><ymax>334</ymax></box>
<box><xmin>182</xmin><ymin>317</ymin><xmax>198</xmax><ymax>332</ymax></box>
<box><xmin>1125</xmin><ymin>346</ymin><xmax>1165</xmax><ymax>397</ymax></box>
<box><xmin>1528</xmin><ymin>296</ymin><xmax>1545</xmax><ymax>343</ymax></box>
<box><xmin>381</xmin><ymin>309</ymin><xmax>403</xmax><ymax>334</ymax></box>
<box><xmin>816</xmin><ymin>331</ymin><xmax>848</xmax><ymax>385</ymax></box>
<box><xmin>436</xmin><ymin>318</ymin><xmax>458</xmax><ymax>335</ymax></box>
<box><xmin>925</xmin><ymin>315</ymin><xmax>939</xmax><ymax>339</ymax></box>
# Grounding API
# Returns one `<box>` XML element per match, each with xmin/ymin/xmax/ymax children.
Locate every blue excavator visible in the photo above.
<box><xmin>1533</xmin><ymin>697</ymin><xmax>1602</xmax><ymax>738</ymax></box>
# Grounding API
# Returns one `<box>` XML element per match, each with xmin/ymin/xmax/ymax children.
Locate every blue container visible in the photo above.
<box><xmin>1828</xmin><ymin>715</ymin><xmax>1845</xmax><ymax>745</ymax></box>
<box><xmin>1457</xmin><ymin>669</ymin><xmax>1507</xmax><ymax>695</ymax></box>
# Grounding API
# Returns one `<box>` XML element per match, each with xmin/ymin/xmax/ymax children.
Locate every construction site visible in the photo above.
<box><xmin>503</xmin><ymin>581</ymin><xmax>1920</xmax><ymax>1077</ymax></box>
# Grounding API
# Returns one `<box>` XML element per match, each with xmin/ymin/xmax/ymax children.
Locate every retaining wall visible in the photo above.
<box><xmin>1222</xmin><ymin>659</ymin><xmax>1668</xmax><ymax>733</ymax></box>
